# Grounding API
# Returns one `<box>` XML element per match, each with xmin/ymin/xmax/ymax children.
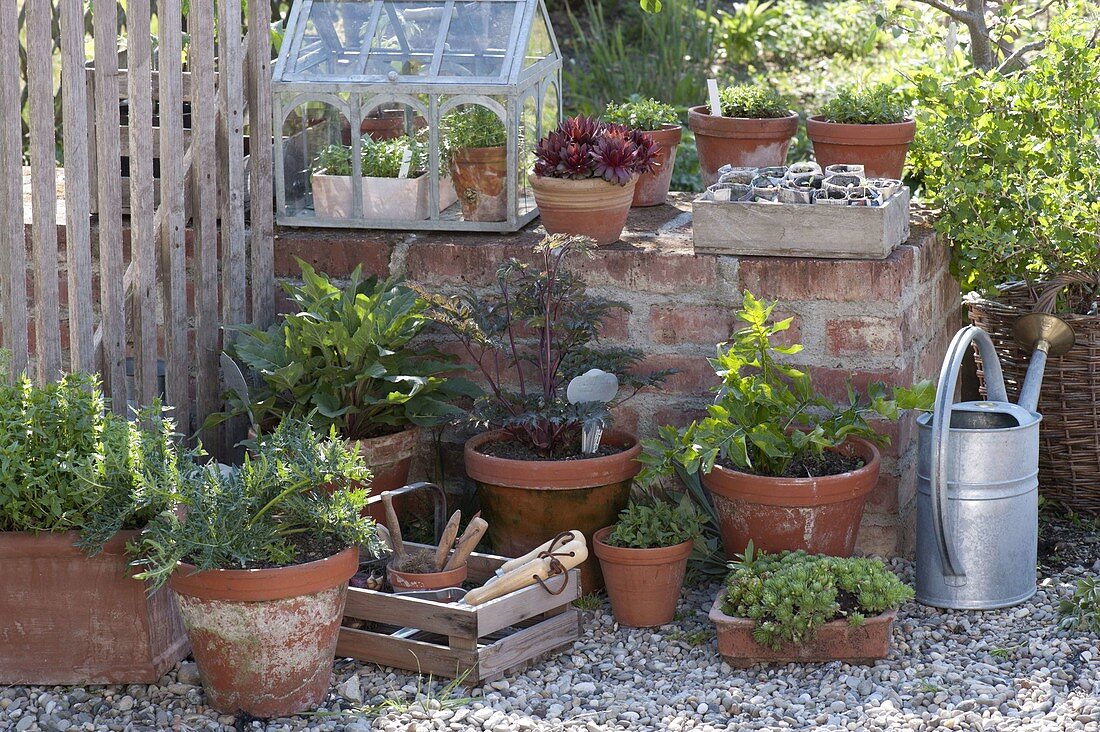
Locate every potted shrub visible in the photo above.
<box><xmin>442</xmin><ymin>105</ymin><xmax>508</xmax><ymax>222</ymax></box>
<box><xmin>310</xmin><ymin>135</ymin><xmax>457</xmax><ymax>219</ymax></box>
<box><xmin>593</xmin><ymin>499</ymin><xmax>705</xmax><ymax>627</ymax></box>
<box><xmin>640</xmin><ymin>292</ymin><xmax>930</xmax><ymax>559</ymax></box>
<box><xmin>711</xmin><ymin>547</ymin><xmax>913</xmax><ymax>666</ymax></box>
<box><xmin>132</xmin><ymin>419</ymin><xmax>381</xmax><ymax>717</ymax></box>
<box><xmin>530</xmin><ymin>115</ymin><xmax>659</xmax><ymax>245</ymax></box>
<box><xmin>688</xmin><ymin>83</ymin><xmax>799</xmax><ymax>186</ymax></box>
<box><xmin>413</xmin><ymin>235</ymin><xmax>672</xmax><ymax>592</ymax></box>
<box><xmin>807</xmin><ymin>84</ymin><xmax>915</xmax><ymax>179</ymax></box>
<box><xmin>0</xmin><ymin>373</ymin><xmax>189</xmax><ymax>685</ymax></box>
<box><xmin>605</xmin><ymin>97</ymin><xmax>682</xmax><ymax>207</ymax></box>
<box><xmin>216</xmin><ymin>259</ymin><xmax>477</xmax><ymax>512</ymax></box>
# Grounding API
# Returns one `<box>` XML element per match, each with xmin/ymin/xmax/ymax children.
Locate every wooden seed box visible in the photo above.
<box><xmin>692</xmin><ymin>187</ymin><xmax>910</xmax><ymax>260</ymax></box>
<box><xmin>336</xmin><ymin>542</ymin><xmax>581</xmax><ymax>685</ymax></box>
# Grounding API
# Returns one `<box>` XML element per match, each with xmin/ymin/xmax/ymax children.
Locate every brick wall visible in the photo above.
<box><xmin>274</xmin><ymin>194</ymin><xmax>961</xmax><ymax>557</ymax></box>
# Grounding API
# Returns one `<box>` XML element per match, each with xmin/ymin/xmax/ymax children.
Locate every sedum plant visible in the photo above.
<box><xmin>605</xmin><ymin>498</ymin><xmax>706</xmax><ymax>549</ymax></box>
<box><xmin>818</xmin><ymin>84</ymin><xmax>910</xmax><ymax>125</ymax></box>
<box><xmin>218</xmin><ymin>259</ymin><xmax>476</xmax><ymax>440</ymax></box>
<box><xmin>722</xmin><ymin>547</ymin><xmax>913</xmax><ymax>649</ymax></box>
<box><xmin>441</xmin><ymin>105</ymin><xmax>507</xmax><ymax>160</ymax></box>
<box><xmin>534</xmin><ymin>115</ymin><xmax>660</xmax><ymax>185</ymax></box>
<box><xmin>716</xmin><ymin>83</ymin><xmax>789</xmax><ymax>119</ymax></box>
<box><xmin>132</xmin><ymin>418</ymin><xmax>382</xmax><ymax>589</ymax></box>
<box><xmin>604</xmin><ymin>97</ymin><xmax>679</xmax><ymax>132</ymax></box>
<box><xmin>312</xmin><ymin>135</ymin><xmax>426</xmax><ymax>178</ymax></box>
<box><xmin>412</xmin><ymin>234</ymin><xmax>673</xmax><ymax>459</ymax></box>
<box><xmin>640</xmin><ymin>292</ymin><xmax>932</xmax><ymax>481</ymax></box>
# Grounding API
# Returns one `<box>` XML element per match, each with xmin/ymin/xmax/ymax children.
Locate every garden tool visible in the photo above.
<box><xmin>917</xmin><ymin>314</ymin><xmax>1074</xmax><ymax>609</ymax></box>
<box><xmin>465</xmin><ymin>535</ymin><xmax>588</xmax><ymax>606</ymax></box>
<box><xmin>380</xmin><ymin>491</ymin><xmax>406</xmax><ymax>563</ymax></box>
<box><xmin>443</xmin><ymin>517</ymin><xmax>488</xmax><ymax>571</ymax></box>
<box><xmin>494</xmin><ymin>530</ymin><xmax>583</xmax><ymax>577</ymax></box>
<box><xmin>434</xmin><ymin>510</ymin><xmax>462</xmax><ymax>571</ymax></box>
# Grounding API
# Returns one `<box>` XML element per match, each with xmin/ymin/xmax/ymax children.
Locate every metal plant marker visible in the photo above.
<box><xmin>916</xmin><ymin>314</ymin><xmax>1074</xmax><ymax>610</ymax></box>
<box><xmin>567</xmin><ymin>368</ymin><xmax>618</xmax><ymax>454</ymax></box>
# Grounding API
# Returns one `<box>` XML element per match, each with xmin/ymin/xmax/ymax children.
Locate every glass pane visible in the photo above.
<box><xmin>522</xmin><ymin>6</ymin><xmax>552</xmax><ymax>69</ymax></box>
<box><xmin>363</xmin><ymin>2</ymin><xmax>448</xmax><ymax>78</ymax></box>
<box><xmin>293</xmin><ymin>0</ymin><xmax>377</xmax><ymax>77</ymax></box>
<box><xmin>437</xmin><ymin>1</ymin><xmax>515</xmax><ymax>78</ymax></box>
<box><xmin>280</xmin><ymin>101</ymin><xmax>349</xmax><ymax>218</ymax></box>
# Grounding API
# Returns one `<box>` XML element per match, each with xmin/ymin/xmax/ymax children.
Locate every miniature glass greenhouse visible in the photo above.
<box><xmin>272</xmin><ymin>0</ymin><xmax>562</xmax><ymax>232</ymax></box>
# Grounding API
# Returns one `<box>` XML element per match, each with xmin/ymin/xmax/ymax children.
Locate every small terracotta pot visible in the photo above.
<box><xmin>593</xmin><ymin>526</ymin><xmax>692</xmax><ymax>627</ymax></box>
<box><xmin>449</xmin><ymin>146</ymin><xmax>507</xmax><ymax>221</ymax></box>
<box><xmin>701</xmin><ymin>437</ymin><xmax>880</xmax><ymax>559</ymax></box>
<box><xmin>169</xmin><ymin>547</ymin><xmax>358</xmax><ymax>717</ymax></box>
<box><xmin>387</xmin><ymin>561</ymin><xmax>468</xmax><ymax>591</ymax></box>
<box><xmin>710</xmin><ymin>596</ymin><xmax>897</xmax><ymax>667</ymax></box>
<box><xmin>529</xmin><ymin>174</ymin><xmax>637</xmax><ymax>246</ymax></box>
<box><xmin>688</xmin><ymin>106</ymin><xmax>799</xmax><ymax>187</ymax></box>
<box><xmin>633</xmin><ymin>124</ymin><xmax>682</xmax><ymax>207</ymax></box>
<box><xmin>342</xmin><ymin>111</ymin><xmax>428</xmax><ymax>144</ymax></box>
<box><xmin>464</xmin><ymin>430</ymin><xmax>642</xmax><ymax>593</ymax></box>
<box><xmin>806</xmin><ymin>116</ymin><xmax>916</xmax><ymax>180</ymax></box>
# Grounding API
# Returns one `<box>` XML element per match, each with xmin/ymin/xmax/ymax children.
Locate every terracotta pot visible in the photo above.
<box><xmin>387</xmin><ymin>561</ymin><xmax>468</xmax><ymax>591</ymax></box>
<box><xmin>352</xmin><ymin>426</ymin><xmax>421</xmax><ymax>522</ymax></box>
<box><xmin>710</xmin><ymin>596</ymin><xmax>896</xmax><ymax>666</ymax></box>
<box><xmin>688</xmin><ymin>106</ymin><xmax>799</xmax><ymax>187</ymax></box>
<box><xmin>0</xmin><ymin>530</ymin><xmax>188</xmax><ymax>685</ymax></box>
<box><xmin>449</xmin><ymin>146</ymin><xmax>507</xmax><ymax>221</ymax></box>
<box><xmin>701</xmin><ymin>437</ymin><xmax>880</xmax><ymax>559</ymax></box>
<box><xmin>341</xmin><ymin>111</ymin><xmax>428</xmax><ymax>144</ymax></box>
<box><xmin>464</xmin><ymin>430</ymin><xmax>642</xmax><ymax>593</ymax></box>
<box><xmin>633</xmin><ymin>125</ymin><xmax>682</xmax><ymax>207</ymax></box>
<box><xmin>806</xmin><ymin>116</ymin><xmax>916</xmax><ymax>180</ymax></box>
<box><xmin>529</xmin><ymin>173</ymin><xmax>637</xmax><ymax>246</ymax></box>
<box><xmin>592</xmin><ymin>526</ymin><xmax>692</xmax><ymax>627</ymax></box>
<box><xmin>169</xmin><ymin>546</ymin><xmax>358</xmax><ymax>717</ymax></box>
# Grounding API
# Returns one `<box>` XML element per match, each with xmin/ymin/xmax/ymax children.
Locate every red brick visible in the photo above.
<box><xmin>738</xmin><ymin>246</ymin><xmax>915</xmax><ymax>303</ymax></box>
<box><xmin>638</xmin><ymin>353</ymin><xmax>719</xmax><ymax>395</ymax></box>
<box><xmin>871</xmin><ymin>413</ymin><xmax>917</xmax><ymax>459</ymax></box>
<box><xmin>866</xmin><ymin>472</ymin><xmax>899</xmax><ymax>513</ymax></box>
<box><xmin>826</xmin><ymin>316</ymin><xmax>904</xmax><ymax>357</ymax></box>
<box><xmin>584</xmin><ymin>250</ymin><xmax>719</xmax><ymax>295</ymax></box>
<box><xmin>610</xmin><ymin>404</ymin><xmax>641</xmax><ymax>436</ymax></box>
<box><xmin>598</xmin><ymin>307</ymin><xmax>631</xmax><ymax>342</ymax></box>
<box><xmin>653</xmin><ymin>402</ymin><xmax>708</xmax><ymax>430</ymax></box>
<box><xmin>275</xmin><ymin>231</ymin><xmax>394</xmax><ymax>278</ymax></box>
<box><xmin>648</xmin><ymin>304</ymin><xmax>735</xmax><ymax>346</ymax></box>
<box><xmin>912</xmin><ymin>226</ymin><xmax>948</xmax><ymax>285</ymax></box>
<box><xmin>854</xmin><ymin>515</ymin><xmax>900</xmax><ymax>556</ymax></box>
<box><xmin>805</xmin><ymin>365</ymin><xmax>914</xmax><ymax>403</ymax></box>
<box><xmin>404</xmin><ymin>240</ymin><xmax>532</xmax><ymax>287</ymax></box>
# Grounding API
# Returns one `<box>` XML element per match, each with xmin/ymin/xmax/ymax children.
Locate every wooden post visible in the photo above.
<box><xmin>247</xmin><ymin>1</ymin><xmax>275</xmax><ymax>330</ymax></box>
<box><xmin>0</xmin><ymin>0</ymin><xmax>27</xmax><ymax>378</ymax></box>
<box><xmin>218</xmin><ymin>0</ymin><xmax>247</xmax><ymax>336</ymax></box>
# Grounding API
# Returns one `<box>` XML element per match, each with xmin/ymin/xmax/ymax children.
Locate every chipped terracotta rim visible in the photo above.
<box><xmin>464</xmin><ymin>429</ymin><xmax>642</xmax><ymax>490</ymax></box>
<box><xmin>169</xmin><ymin>546</ymin><xmax>359</xmax><ymax>602</ymax></box>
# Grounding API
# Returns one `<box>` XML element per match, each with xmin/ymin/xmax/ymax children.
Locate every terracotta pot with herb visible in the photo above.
<box><xmin>605</xmin><ymin>98</ymin><xmax>682</xmax><ymax>207</ymax></box>
<box><xmin>413</xmin><ymin>235</ymin><xmax>673</xmax><ymax>592</ymax></box>
<box><xmin>640</xmin><ymin>292</ymin><xmax>932</xmax><ymax>558</ymax></box>
<box><xmin>443</xmin><ymin>105</ymin><xmax>509</xmax><ymax>222</ymax></box>
<box><xmin>807</xmin><ymin>84</ymin><xmax>915</xmax><ymax>180</ymax></box>
<box><xmin>593</xmin><ymin>500</ymin><xmax>704</xmax><ymax>627</ymax></box>
<box><xmin>688</xmin><ymin>83</ymin><xmax>799</xmax><ymax>186</ymax></box>
<box><xmin>530</xmin><ymin>116</ymin><xmax>659</xmax><ymax>245</ymax></box>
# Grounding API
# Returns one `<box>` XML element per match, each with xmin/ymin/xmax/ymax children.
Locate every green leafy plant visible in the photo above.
<box><xmin>722</xmin><ymin>547</ymin><xmax>913</xmax><ymax>649</ymax></box>
<box><xmin>132</xmin><ymin>418</ymin><xmax>382</xmax><ymax>589</ymax></box>
<box><xmin>717</xmin><ymin>83</ymin><xmax>790</xmax><ymax>119</ymax></box>
<box><xmin>216</xmin><ymin>259</ymin><xmax>476</xmax><ymax>440</ymax></box>
<box><xmin>604</xmin><ymin>97</ymin><xmax>679</xmax><ymax>132</ymax></box>
<box><xmin>412</xmin><ymin>235</ymin><xmax>673</xmax><ymax>458</ymax></box>
<box><xmin>605</xmin><ymin>498</ymin><xmax>706</xmax><ymax>549</ymax></box>
<box><xmin>312</xmin><ymin>135</ymin><xmax>425</xmax><ymax>178</ymax></box>
<box><xmin>640</xmin><ymin>291</ymin><xmax>933</xmax><ymax>481</ymax></box>
<box><xmin>818</xmin><ymin>83</ymin><xmax>910</xmax><ymax>124</ymax></box>
<box><xmin>441</xmin><ymin>105</ymin><xmax>507</xmax><ymax>161</ymax></box>
<box><xmin>1059</xmin><ymin>576</ymin><xmax>1100</xmax><ymax>635</ymax></box>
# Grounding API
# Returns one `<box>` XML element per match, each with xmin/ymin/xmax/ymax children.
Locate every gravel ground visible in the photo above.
<box><xmin>3</xmin><ymin>556</ymin><xmax>1098</xmax><ymax>732</ymax></box>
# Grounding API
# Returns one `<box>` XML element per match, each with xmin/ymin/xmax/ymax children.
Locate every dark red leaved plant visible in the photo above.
<box><xmin>534</xmin><ymin>116</ymin><xmax>659</xmax><ymax>185</ymax></box>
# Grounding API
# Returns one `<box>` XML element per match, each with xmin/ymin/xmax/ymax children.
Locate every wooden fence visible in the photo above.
<box><xmin>0</xmin><ymin>0</ymin><xmax>275</xmax><ymax>448</ymax></box>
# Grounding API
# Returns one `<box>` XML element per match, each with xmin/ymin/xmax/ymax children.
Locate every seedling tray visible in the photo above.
<box><xmin>336</xmin><ymin>542</ymin><xmax>581</xmax><ymax>685</ymax></box>
<box><xmin>691</xmin><ymin>187</ymin><xmax>910</xmax><ymax>260</ymax></box>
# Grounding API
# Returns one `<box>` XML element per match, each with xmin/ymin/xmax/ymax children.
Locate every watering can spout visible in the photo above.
<box><xmin>1013</xmin><ymin>314</ymin><xmax>1075</xmax><ymax>413</ymax></box>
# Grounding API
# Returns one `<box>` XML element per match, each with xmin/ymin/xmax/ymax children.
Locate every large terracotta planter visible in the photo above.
<box><xmin>688</xmin><ymin>106</ymin><xmax>799</xmax><ymax>186</ymax></box>
<box><xmin>701</xmin><ymin>438</ymin><xmax>880</xmax><ymax>559</ymax></box>
<box><xmin>169</xmin><ymin>547</ymin><xmax>358</xmax><ymax>717</ymax></box>
<box><xmin>593</xmin><ymin>526</ymin><xmax>692</xmax><ymax>627</ymax></box>
<box><xmin>806</xmin><ymin>116</ymin><xmax>916</xmax><ymax>180</ymax></box>
<box><xmin>633</xmin><ymin>125</ymin><xmax>682</xmax><ymax>207</ymax></box>
<box><xmin>354</xmin><ymin>426</ymin><xmax>420</xmax><ymax>522</ymax></box>
<box><xmin>464</xmin><ymin>430</ymin><xmax>642</xmax><ymax>593</ymax></box>
<box><xmin>710</xmin><ymin>597</ymin><xmax>897</xmax><ymax>667</ymax></box>
<box><xmin>529</xmin><ymin>173</ymin><xmax>637</xmax><ymax>245</ymax></box>
<box><xmin>0</xmin><ymin>530</ymin><xmax>189</xmax><ymax>685</ymax></box>
<box><xmin>449</xmin><ymin>146</ymin><xmax>507</xmax><ymax>221</ymax></box>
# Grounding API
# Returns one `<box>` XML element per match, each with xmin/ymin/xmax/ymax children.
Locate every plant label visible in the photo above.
<box><xmin>567</xmin><ymin>368</ymin><xmax>619</xmax><ymax>405</ymax></box>
<box><xmin>398</xmin><ymin>148</ymin><xmax>413</xmax><ymax>179</ymax></box>
<box><xmin>707</xmin><ymin>79</ymin><xmax>722</xmax><ymax>117</ymax></box>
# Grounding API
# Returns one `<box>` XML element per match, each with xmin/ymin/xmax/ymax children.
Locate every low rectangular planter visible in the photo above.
<box><xmin>709</xmin><ymin>597</ymin><xmax>896</xmax><ymax>667</ymax></box>
<box><xmin>691</xmin><ymin>186</ymin><xmax>910</xmax><ymax>259</ymax></box>
<box><xmin>0</xmin><ymin>530</ymin><xmax>189</xmax><ymax>685</ymax></box>
<box><xmin>312</xmin><ymin>173</ymin><xmax>458</xmax><ymax>220</ymax></box>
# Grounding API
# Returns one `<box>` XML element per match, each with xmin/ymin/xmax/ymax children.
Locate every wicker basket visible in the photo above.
<box><xmin>967</xmin><ymin>282</ymin><xmax>1100</xmax><ymax>513</ymax></box>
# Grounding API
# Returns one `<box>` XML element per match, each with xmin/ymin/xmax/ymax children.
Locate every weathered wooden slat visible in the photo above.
<box><xmin>247</xmin><ymin>0</ymin><xmax>275</xmax><ymax>329</ymax></box>
<box><xmin>343</xmin><ymin>589</ymin><xmax>478</xmax><ymax>638</ymax></box>
<box><xmin>335</xmin><ymin>628</ymin><xmax>478</xmax><ymax>678</ymax></box>
<box><xmin>26</xmin><ymin>0</ymin><xmax>62</xmax><ymax>382</ymax></box>
<box><xmin>0</xmin><ymin>0</ymin><xmax>28</xmax><ymax>378</ymax></box>
<box><xmin>217</xmin><ymin>0</ymin><xmax>247</xmax><ymax>338</ymax></box>
<box><xmin>475</xmin><ymin>609</ymin><xmax>580</xmax><ymax>681</ymax></box>
<box><xmin>84</xmin><ymin>67</ymin><xmax>197</xmax><ymax>101</ymax></box>
<box><xmin>127</xmin><ymin>0</ymin><xmax>158</xmax><ymax>405</ymax></box>
<box><xmin>115</xmin><ymin>127</ymin><xmax>194</xmax><ymax>157</ymax></box>
<box><xmin>475</xmin><ymin>568</ymin><xmax>580</xmax><ymax>638</ymax></box>
<box><xmin>59</xmin><ymin>0</ymin><xmax>94</xmax><ymax>373</ymax></box>
<box><xmin>158</xmin><ymin>0</ymin><xmax>190</xmax><ymax>424</ymax></box>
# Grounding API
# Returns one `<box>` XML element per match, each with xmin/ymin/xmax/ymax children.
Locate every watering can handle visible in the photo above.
<box><xmin>931</xmin><ymin>326</ymin><xmax>1009</xmax><ymax>585</ymax></box>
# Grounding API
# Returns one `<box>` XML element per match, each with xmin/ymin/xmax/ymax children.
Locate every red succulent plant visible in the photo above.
<box><xmin>533</xmin><ymin>116</ymin><xmax>659</xmax><ymax>185</ymax></box>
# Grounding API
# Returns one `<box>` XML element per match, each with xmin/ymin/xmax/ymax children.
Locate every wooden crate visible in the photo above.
<box><xmin>692</xmin><ymin>187</ymin><xmax>910</xmax><ymax>260</ymax></box>
<box><xmin>336</xmin><ymin>543</ymin><xmax>581</xmax><ymax>685</ymax></box>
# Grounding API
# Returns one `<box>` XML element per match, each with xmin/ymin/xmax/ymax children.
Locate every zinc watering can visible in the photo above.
<box><xmin>916</xmin><ymin>314</ymin><xmax>1074</xmax><ymax>609</ymax></box>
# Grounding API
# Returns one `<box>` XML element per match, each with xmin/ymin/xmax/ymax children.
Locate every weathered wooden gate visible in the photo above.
<box><xmin>0</xmin><ymin>0</ymin><xmax>275</xmax><ymax>445</ymax></box>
